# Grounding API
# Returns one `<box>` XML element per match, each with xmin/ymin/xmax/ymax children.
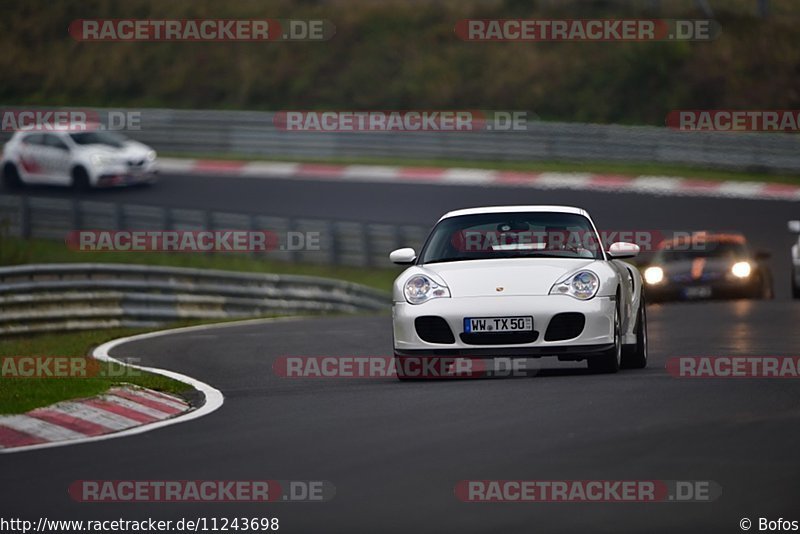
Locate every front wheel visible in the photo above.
<box><xmin>588</xmin><ymin>305</ymin><xmax>621</xmax><ymax>374</ymax></box>
<box><xmin>621</xmin><ymin>296</ymin><xmax>648</xmax><ymax>369</ymax></box>
<box><xmin>71</xmin><ymin>166</ymin><xmax>91</xmax><ymax>190</ymax></box>
<box><xmin>2</xmin><ymin>163</ymin><xmax>23</xmax><ymax>190</ymax></box>
<box><xmin>792</xmin><ymin>276</ymin><xmax>800</xmax><ymax>299</ymax></box>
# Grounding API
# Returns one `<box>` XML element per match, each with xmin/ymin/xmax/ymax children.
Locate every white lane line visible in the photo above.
<box><xmin>0</xmin><ymin>316</ymin><xmax>300</xmax><ymax>454</ymax></box>
<box><xmin>241</xmin><ymin>162</ymin><xmax>300</xmax><ymax>178</ymax></box>
<box><xmin>0</xmin><ymin>415</ymin><xmax>87</xmax><ymax>441</ymax></box>
<box><xmin>441</xmin><ymin>168</ymin><xmax>497</xmax><ymax>185</ymax></box>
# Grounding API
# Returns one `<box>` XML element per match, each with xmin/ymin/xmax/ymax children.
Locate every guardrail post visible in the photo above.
<box><xmin>72</xmin><ymin>198</ymin><xmax>83</xmax><ymax>230</ymax></box>
<box><xmin>363</xmin><ymin>224</ymin><xmax>374</xmax><ymax>267</ymax></box>
<box><xmin>20</xmin><ymin>195</ymin><xmax>31</xmax><ymax>239</ymax></box>
<box><xmin>328</xmin><ymin>220</ymin><xmax>339</xmax><ymax>265</ymax></box>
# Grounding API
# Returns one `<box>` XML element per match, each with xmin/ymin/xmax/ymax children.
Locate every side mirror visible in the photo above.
<box><xmin>788</xmin><ymin>221</ymin><xmax>800</xmax><ymax>233</ymax></box>
<box><xmin>389</xmin><ymin>247</ymin><xmax>416</xmax><ymax>265</ymax></box>
<box><xmin>607</xmin><ymin>242</ymin><xmax>640</xmax><ymax>259</ymax></box>
<box><xmin>755</xmin><ymin>250</ymin><xmax>771</xmax><ymax>260</ymax></box>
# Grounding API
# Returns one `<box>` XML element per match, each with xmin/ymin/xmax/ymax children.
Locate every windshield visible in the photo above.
<box><xmin>655</xmin><ymin>242</ymin><xmax>747</xmax><ymax>262</ymax></box>
<box><xmin>68</xmin><ymin>131</ymin><xmax>127</xmax><ymax>148</ymax></box>
<box><xmin>419</xmin><ymin>212</ymin><xmax>603</xmax><ymax>264</ymax></box>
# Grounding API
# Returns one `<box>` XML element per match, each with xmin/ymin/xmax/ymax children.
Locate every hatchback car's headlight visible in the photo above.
<box><xmin>404</xmin><ymin>275</ymin><xmax>450</xmax><ymax>305</ymax></box>
<box><xmin>146</xmin><ymin>150</ymin><xmax>157</xmax><ymax>161</ymax></box>
<box><xmin>549</xmin><ymin>271</ymin><xmax>600</xmax><ymax>300</ymax></box>
<box><xmin>91</xmin><ymin>154</ymin><xmax>120</xmax><ymax>166</ymax></box>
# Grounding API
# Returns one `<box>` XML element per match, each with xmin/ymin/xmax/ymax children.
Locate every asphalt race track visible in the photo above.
<box><xmin>3</xmin><ymin>173</ymin><xmax>800</xmax><ymax>533</ymax></box>
<box><xmin>2</xmin><ymin>306</ymin><xmax>800</xmax><ymax>533</ymax></box>
<box><xmin>11</xmin><ymin>171</ymin><xmax>800</xmax><ymax>297</ymax></box>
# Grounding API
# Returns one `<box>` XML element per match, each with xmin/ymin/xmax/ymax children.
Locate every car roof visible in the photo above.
<box><xmin>439</xmin><ymin>205</ymin><xmax>589</xmax><ymax>221</ymax></box>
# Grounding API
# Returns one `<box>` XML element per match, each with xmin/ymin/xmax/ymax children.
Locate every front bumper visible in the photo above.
<box><xmin>392</xmin><ymin>295</ymin><xmax>616</xmax><ymax>357</ymax></box>
<box><xmin>646</xmin><ymin>278</ymin><xmax>760</xmax><ymax>302</ymax></box>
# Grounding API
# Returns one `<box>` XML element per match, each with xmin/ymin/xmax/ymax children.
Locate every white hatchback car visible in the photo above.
<box><xmin>390</xmin><ymin>205</ymin><xmax>647</xmax><ymax>379</ymax></box>
<box><xmin>1</xmin><ymin>130</ymin><xmax>158</xmax><ymax>189</ymax></box>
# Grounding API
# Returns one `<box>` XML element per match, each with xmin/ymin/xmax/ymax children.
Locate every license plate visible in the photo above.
<box><xmin>683</xmin><ymin>286</ymin><xmax>712</xmax><ymax>299</ymax></box>
<box><xmin>464</xmin><ymin>316</ymin><xmax>533</xmax><ymax>333</ymax></box>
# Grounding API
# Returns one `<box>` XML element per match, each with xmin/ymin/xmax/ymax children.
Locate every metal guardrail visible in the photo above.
<box><xmin>1</xmin><ymin>107</ymin><xmax>799</xmax><ymax>173</ymax></box>
<box><xmin>0</xmin><ymin>194</ymin><xmax>429</xmax><ymax>268</ymax></box>
<box><xmin>0</xmin><ymin>263</ymin><xmax>390</xmax><ymax>335</ymax></box>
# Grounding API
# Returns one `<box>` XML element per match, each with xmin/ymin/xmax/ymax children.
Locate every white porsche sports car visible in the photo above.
<box><xmin>390</xmin><ymin>206</ymin><xmax>647</xmax><ymax>379</ymax></box>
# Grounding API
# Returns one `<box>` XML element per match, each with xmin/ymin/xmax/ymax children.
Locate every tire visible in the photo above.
<box><xmin>588</xmin><ymin>304</ymin><xmax>621</xmax><ymax>374</ymax></box>
<box><xmin>621</xmin><ymin>296</ymin><xmax>647</xmax><ymax>369</ymax></box>
<box><xmin>792</xmin><ymin>276</ymin><xmax>800</xmax><ymax>300</ymax></box>
<box><xmin>71</xmin><ymin>166</ymin><xmax>91</xmax><ymax>190</ymax></box>
<box><xmin>2</xmin><ymin>163</ymin><xmax>22</xmax><ymax>190</ymax></box>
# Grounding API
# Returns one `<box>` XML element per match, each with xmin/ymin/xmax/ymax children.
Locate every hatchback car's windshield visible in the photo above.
<box><xmin>419</xmin><ymin>212</ymin><xmax>603</xmax><ymax>264</ymax></box>
<box><xmin>68</xmin><ymin>131</ymin><xmax>127</xmax><ymax>148</ymax></box>
<box><xmin>655</xmin><ymin>242</ymin><xmax>747</xmax><ymax>262</ymax></box>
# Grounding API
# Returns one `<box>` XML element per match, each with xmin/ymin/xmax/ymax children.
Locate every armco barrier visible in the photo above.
<box><xmin>1</xmin><ymin>107</ymin><xmax>799</xmax><ymax>173</ymax></box>
<box><xmin>0</xmin><ymin>194</ymin><xmax>429</xmax><ymax>268</ymax></box>
<box><xmin>0</xmin><ymin>263</ymin><xmax>390</xmax><ymax>335</ymax></box>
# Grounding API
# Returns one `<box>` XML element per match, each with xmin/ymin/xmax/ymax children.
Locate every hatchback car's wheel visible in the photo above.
<box><xmin>2</xmin><ymin>163</ymin><xmax>22</xmax><ymax>189</ymax></box>
<box><xmin>792</xmin><ymin>277</ymin><xmax>800</xmax><ymax>299</ymax></box>
<box><xmin>588</xmin><ymin>305</ymin><xmax>621</xmax><ymax>374</ymax></box>
<box><xmin>621</xmin><ymin>297</ymin><xmax>647</xmax><ymax>369</ymax></box>
<box><xmin>71</xmin><ymin>166</ymin><xmax>91</xmax><ymax>190</ymax></box>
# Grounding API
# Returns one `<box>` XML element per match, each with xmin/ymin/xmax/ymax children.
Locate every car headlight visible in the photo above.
<box><xmin>549</xmin><ymin>270</ymin><xmax>600</xmax><ymax>300</ymax></box>
<box><xmin>146</xmin><ymin>150</ymin><xmax>157</xmax><ymax>161</ymax></box>
<box><xmin>404</xmin><ymin>275</ymin><xmax>450</xmax><ymax>305</ymax></box>
<box><xmin>91</xmin><ymin>154</ymin><xmax>119</xmax><ymax>166</ymax></box>
<box><xmin>644</xmin><ymin>266</ymin><xmax>664</xmax><ymax>285</ymax></box>
<box><xmin>731</xmin><ymin>261</ymin><xmax>751</xmax><ymax>278</ymax></box>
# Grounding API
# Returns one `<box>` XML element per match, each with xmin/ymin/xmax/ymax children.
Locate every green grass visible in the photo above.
<box><xmin>0</xmin><ymin>234</ymin><xmax>400</xmax><ymax>414</ymax></box>
<box><xmin>0</xmin><ymin>327</ymin><xmax>192</xmax><ymax>415</ymax></box>
<box><xmin>163</xmin><ymin>152</ymin><xmax>800</xmax><ymax>186</ymax></box>
<box><xmin>0</xmin><ymin>236</ymin><xmax>401</xmax><ymax>293</ymax></box>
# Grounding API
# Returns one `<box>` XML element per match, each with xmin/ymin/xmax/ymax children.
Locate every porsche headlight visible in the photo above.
<box><xmin>731</xmin><ymin>261</ymin><xmax>751</xmax><ymax>278</ymax></box>
<box><xmin>404</xmin><ymin>275</ymin><xmax>450</xmax><ymax>305</ymax></box>
<box><xmin>644</xmin><ymin>266</ymin><xmax>664</xmax><ymax>285</ymax></box>
<box><xmin>549</xmin><ymin>271</ymin><xmax>600</xmax><ymax>300</ymax></box>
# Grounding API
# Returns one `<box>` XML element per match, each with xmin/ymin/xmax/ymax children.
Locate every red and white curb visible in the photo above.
<box><xmin>0</xmin><ymin>317</ymin><xmax>300</xmax><ymax>454</ymax></box>
<box><xmin>159</xmin><ymin>158</ymin><xmax>800</xmax><ymax>201</ymax></box>
<box><xmin>0</xmin><ymin>386</ymin><xmax>190</xmax><ymax>450</ymax></box>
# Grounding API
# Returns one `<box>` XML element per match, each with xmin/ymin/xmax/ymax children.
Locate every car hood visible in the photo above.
<box><xmin>421</xmin><ymin>258</ymin><xmax>596</xmax><ymax>297</ymax></box>
<box><xmin>78</xmin><ymin>140</ymin><xmax>151</xmax><ymax>159</ymax></box>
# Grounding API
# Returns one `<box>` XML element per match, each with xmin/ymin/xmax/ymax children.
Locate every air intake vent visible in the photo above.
<box><xmin>414</xmin><ymin>316</ymin><xmax>455</xmax><ymax>344</ymax></box>
<box><xmin>544</xmin><ymin>313</ymin><xmax>585</xmax><ymax>341</ymax></box>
